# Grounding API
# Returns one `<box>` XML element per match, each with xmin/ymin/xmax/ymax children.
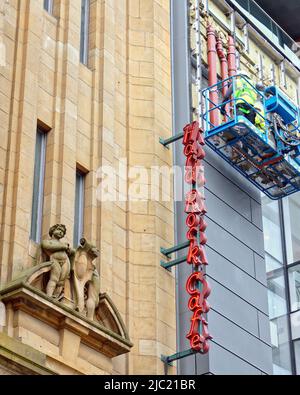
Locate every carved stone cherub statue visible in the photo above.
<box><xmin>41</xmin><ymin>224</ymin><xmax>75</xmax><ymax>299</ymax></box>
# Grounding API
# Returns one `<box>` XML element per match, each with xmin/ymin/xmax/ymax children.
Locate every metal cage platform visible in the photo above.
<box><xmin>205</xmin><ymin>116</ymin><xmax>300</xmax><ymax>199</ymax></box>
<box><xmin>202</xmin><ymin>75</ymin><xmax>300</xmax><ymax>200</ymax></box>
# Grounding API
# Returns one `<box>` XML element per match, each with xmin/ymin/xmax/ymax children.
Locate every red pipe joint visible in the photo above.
<box><xmin>227</xmin><ymin>35</ymin><xmax>237</xmax><ymax>77</ymax></box>
<box><xmin>216</xmin><ymin>35</ymin><xmax>229</xmax><ymax>95</ymax></box>
<box><xmin>207</xmin><ymin>24</ymin><xmax>219</xmax><ymax>127</ymax></box>
<box><xmin>216</xmin><ymin>35</ymin><xmax>230</xmax><ymax>118</ymax></box>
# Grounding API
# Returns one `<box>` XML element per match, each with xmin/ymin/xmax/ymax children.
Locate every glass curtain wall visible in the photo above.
<box><xmin>262</xmin><ymin>192</ymin><xmax>300</xmax><ymax>375</ymax></box>
<box><xmin>262</xmin><ymin>196</ymin><xmax>292</xmax><ymax>375</ymax></box>
<box><xmin>283</xmin><ymin>194</ymin><xmax>300</xmax><ymax>375</ymax></box>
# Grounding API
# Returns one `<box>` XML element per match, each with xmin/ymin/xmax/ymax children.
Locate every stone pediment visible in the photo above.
<box><xmin>0</xmin><ymin>227</ymin><xmax>132</xmax><ymax>372</ymax></box>
<box><xmin>2</xmin><ymin>262</ymin><xmax>130</xmax><ymax>343</ymax></box>
<box><xmin>1</xmin><ymin>278</ymin><xmax>131</xmax><ymax>347</ymax></box>
<box><xmin>0</xmin><ymin>283</ymin><xmax>132</xmax><ymax>359</ymax></box>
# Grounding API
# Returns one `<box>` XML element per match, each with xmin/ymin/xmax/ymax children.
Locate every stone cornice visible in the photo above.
<box><xmin>0</xmin><ymin>284</ymin><xmax>133</xmax><ymax>358</ymax></box>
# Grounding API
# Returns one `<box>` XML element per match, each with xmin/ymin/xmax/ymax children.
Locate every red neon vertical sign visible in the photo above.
<box><xmin>183</xmin><ymin>121</ymin><xmax>212</xmax><ymax>354</ymax></box>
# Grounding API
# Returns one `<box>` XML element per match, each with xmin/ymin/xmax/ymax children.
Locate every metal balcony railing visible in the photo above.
<box><xmin>227</xmin><ymin>0</ymin><xmax>300</xmax><ymax>69</ymax></box>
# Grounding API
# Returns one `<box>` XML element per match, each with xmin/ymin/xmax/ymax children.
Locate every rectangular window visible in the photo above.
<box><xmin>270</xmin><ymin>313</ymin><xmax>292</xmax><ymax>375</ymax></box>
<box><xmin>44</xmin><ymin>0</ymin><xmax>53</xmax><ymax>14</ymax></box>
<box><xmin>294</xmin><ymin>341</ymin><xmax>300</xmax><ymax>374</ymax></box>
<box><xmin>30</xmin><ymin>128</ymin><xmax>47</xmax><ymax>243</ymax></box>
<box><xmin>289</xmin><ymin>265</ymin><xmax>300</xmax><ymax>313</ymax></box>
<box><xmin>283</xmin><ymin>194</ymin><xmax>300</xmax><ymax>264</ymax></box>
<box><xmin>80</xmin><ymin>0</ymin><xmax>90</xmax><ymax>65</ymax></box>
<box><xmin>291</xmin><ymin>310</ymin><xmax>300</xmax><ymax>339</ymax></box>
<box><xmin>267</xmin><ymin>268</ymin><xmax>292</xmax><ymax>375</ymax></box>
<box><xmin>73</xmin><ymin>170</ymin><xmax>85</xmax><ymax>247</ymax></box>
<box><xmin>262</xmin><ymin>197</ymin><xmax>283</xmax><ymax>271</ymax></box>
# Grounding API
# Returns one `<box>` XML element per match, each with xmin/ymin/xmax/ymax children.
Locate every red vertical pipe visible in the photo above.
<box><xmin>227</xmin><ymin>35</ymin><xmax>237</xmax><ymax>77</ymax></box>
<box><xmin>207</xmin><ymin>24</ymin><xmax>219</xmax><ymax>127</ymax></box>
<box><xmin>216</xmin><ymin>35</ymin><xmax>229</xmax><ymax>117</ymax></box>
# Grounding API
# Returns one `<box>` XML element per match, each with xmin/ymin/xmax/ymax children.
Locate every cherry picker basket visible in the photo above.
<box><xmin>202</xmin><ymin>75</ymin><xmax>300</xmax><ymax>200</ymax></box>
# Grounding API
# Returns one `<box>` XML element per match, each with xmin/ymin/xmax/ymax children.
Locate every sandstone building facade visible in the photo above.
<box><xmin>0</xmin><ymin>0</ymin><xmax>176</xmax><ymax>375</ymax></box>
<box><xmin>1</xmin><ymin>0</ymin><xmax>300</xmax><ymax>376</ymax></box>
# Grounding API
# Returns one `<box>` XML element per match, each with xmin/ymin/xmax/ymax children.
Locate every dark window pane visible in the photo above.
<box><xmin>235</xmin><ymin>0</ymin><xmax>249</xmax><ymax>12</ymax></box>
<box><xmin>283</xmin><ymin>194</ymin><xmax>300</xmax><ymax>264</ymax></box>
<box><xmin>30</xmin><ymin>129</ymin><xmax>47</xmax><ymax>243</ymax></box>
<box><xmin>249</xmin><ymin>2</ymin><xmax>272</xmax><ymax>31</ymax></box>
<box><xmin>294</xmin><ymin>340</ymin><xmax>300</xmax><ymax>374</ymax></box>
<box><xmin>289</xmin><ymin>265</ymin><xmax>300</xmax><ymax>312</ymax></box>
<box><xmin>73</xmin><ymin>171</ymin><xmax>85</xmax><ymax>247</ymax></box>
<box><xmin>44</xmin><ymin>0</ymin><xmax>53</xmax><ymax>14</ymax></box>
<box><xmin>80</xmin><ymin>0</ymin><xmax>90</xmax><ymax>65</ymax></box>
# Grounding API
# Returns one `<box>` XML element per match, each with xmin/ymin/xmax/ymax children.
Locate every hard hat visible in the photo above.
<box><xmin>255</xmin><ymin>82</ymin><xmax>265</xmax><ymax>92</ymax></box>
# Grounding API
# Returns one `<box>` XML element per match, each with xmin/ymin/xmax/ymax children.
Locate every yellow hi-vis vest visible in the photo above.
<box><xmin>254</xmin><ymin>101</ymin><xmax>266</xmax><ymax>134</ymax></box>
<box><xmin>234</xmin><ymin>78</ymin><xmax>257</xmax><ymax>108</ymax></box>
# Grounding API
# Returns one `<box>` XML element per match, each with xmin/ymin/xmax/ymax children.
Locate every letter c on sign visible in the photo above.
<box><xmin>186</xmin><ymin>271</ymin><xmax>211</xmax><ymax>298</ymax></box>
<box><xmin>186</xmin><ymin>272</ymin><xmax>203</xmax><ymax>295</ymax></box>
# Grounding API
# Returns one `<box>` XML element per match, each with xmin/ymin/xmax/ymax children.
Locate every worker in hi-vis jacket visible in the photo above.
<box><xmin>254</xmin><ymin>99</ymin><xmax>266</xmax><ymax>138</ymax></box>
<box><xmin>220</xmin><ymin>73</ymin><xmax>266</xmax><ymax>171</ymax></box>
<box><xmin>220</xmin><ymin>72</ymin><xmax>265</xmax><ymax>126</ymax></box>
